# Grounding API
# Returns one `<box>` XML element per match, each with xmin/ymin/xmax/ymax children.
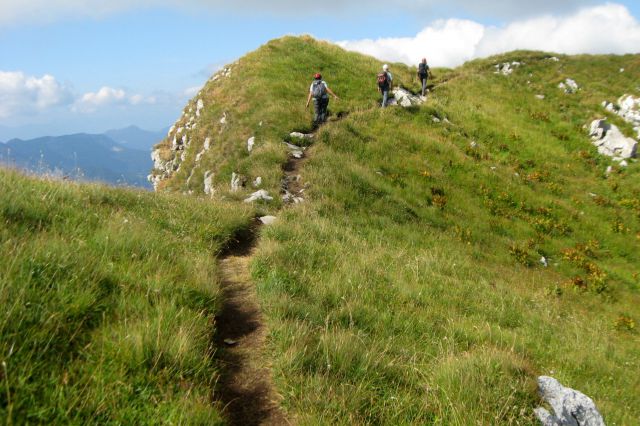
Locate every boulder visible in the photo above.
<box><xmin>392</xmin><ymin>88</ymin><xmax>425</xmax><ymax>107</ymax></box>
<box><xmin>247</xmin><ymin>136</ymin><xmax>255</xmax><ymax>152</ymax></box>
<box><xmin>534</xmin><ymin>376</ymin><xmax>605</xmax><ymax>426</ymax></box>
<box><xmin>589</xmin><ymin>119</ymin><xmax>637</xmax><ymax>160</ymax></box>
<box><xmin>244</xmin><ymin>190</ymin><xmax>273</xmax><ymax>203</ymax></box>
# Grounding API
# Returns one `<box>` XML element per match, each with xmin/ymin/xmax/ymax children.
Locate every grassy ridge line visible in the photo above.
<box><xmin>152</xmin><ymin>36</ymin><xmax>427</xmax><ymax>202</ymax></box>
<box><xmin>0</xmin><ymin>168</ymin><xmax>252</xmax><ymax>423</ymax></box>
<box><xmin>250</xmin><ymin>49</ymin><xmax>640</xmax><ymax>423</ymax></box>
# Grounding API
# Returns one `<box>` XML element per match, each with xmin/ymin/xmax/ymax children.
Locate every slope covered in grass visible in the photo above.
<box><xmin>0</xmin><ymin>169</ymin><xmax>252</xmax><ymax>423</ymax></box>
<box><xmin>156</xmin><ymin>37</ymin><xmax>639</xmax><ymax>424</ymax></box>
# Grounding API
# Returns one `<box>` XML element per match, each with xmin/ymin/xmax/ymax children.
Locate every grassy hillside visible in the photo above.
<box><xmin>4</xmin><ymin>36</ymin><xmax>639</xmax><ymax>424</ymax></box>
<box><xmin>154</xmin><ymin>37</ymin><xmax>639</xmax><ymax>424</ymax></box>
<box><xmin>0</xmin><ymin>169</ymin><xmax>252</xmax><ymax>423</ymax></box>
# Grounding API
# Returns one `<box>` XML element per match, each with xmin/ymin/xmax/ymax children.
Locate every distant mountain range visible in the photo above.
<box><xmin>0</xmin><ymin>126</ymin><xmax>166</xmax><ymax>189</ymax></box>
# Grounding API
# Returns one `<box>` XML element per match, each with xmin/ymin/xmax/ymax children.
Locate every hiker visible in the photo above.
<box><xmin>306</xmin><ymin>73</ymin><xmax>339</xmax><ymax>125</ymax></box>
<box><xmin>377</xmin><ymin>64</ymin><xmax>393</xmax><ymax>108</ymax></box>
<box><xmin>418</xmin><ymin>58</ymin><xmax>432</xmax><ymax>97</ymax></box>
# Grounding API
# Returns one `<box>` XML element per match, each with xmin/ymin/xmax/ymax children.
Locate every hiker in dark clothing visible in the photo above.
<box><xmin>418</xmin><ymin>58</ymin><xmax>432</xmax><ymax>97</ymax></box>
<box><xmin>377</xmin><ymin>64</ymin><xmax>393</xmax><ymax>108</ymax></box>
<box><xmin>306</xmin><ymin>73</ymin><xmax>339</xmax><ymax>125</ymax></box>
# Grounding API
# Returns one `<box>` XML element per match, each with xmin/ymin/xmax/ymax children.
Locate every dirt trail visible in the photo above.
<box><xmin>214</xmin><ymin>228</ymin><xmax>289</xmax><ymax>426</ymax></box>
<box><xmin>212</xmin><ymin>131</ymin><xmax>314</xmax><ymax>425</ymax></box>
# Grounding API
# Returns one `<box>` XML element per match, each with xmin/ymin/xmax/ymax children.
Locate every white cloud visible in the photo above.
<box><xmin>0</xmin><ymin>0</ymin><xmax>600</xmax><ymax>26</ymax></box>
<box><xmin>338</xmin><ymin>3</ymin><xmax>640</xmax><ymax>68</ymax></box>
<box><xmin>73</xmin><ymin>86</ymin><xmax>155</xmax><ymax>113</ymax></box>
<box><xmin>0</xmin><ymin>71</ymin><xmax>72</xmax><ymax>118</ymax></box>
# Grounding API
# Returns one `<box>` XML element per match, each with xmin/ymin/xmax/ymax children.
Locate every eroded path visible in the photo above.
<box><xmin>214</xmin><ymin>228</ymin><xmax>288</xmax><ymax>426</ymax></box>
<box><xmin>212</xmin><ymin>131</ymin><xmax>315</xmax><ymax>425</ymax></box>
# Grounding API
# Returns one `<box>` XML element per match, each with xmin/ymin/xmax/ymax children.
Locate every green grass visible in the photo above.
<box><xmin>4</xmin><ymin>37</ymin><xmax>640</xmax><ymax>424</ymax></box>
<box><xmin>153</xmin><ymin>39</ymin><xmax>639</xmax><ymax>424</ymax></box>
<box><xmin>0</xmin><ymin>169</ymin><xmax>252</xmax><ymax>423</ymax></box>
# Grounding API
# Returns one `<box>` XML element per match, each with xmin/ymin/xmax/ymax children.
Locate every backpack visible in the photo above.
<box><xmin>418</xmin><ymin>63</ymin><xmax>428</xmax><ymax>76</ymax></box>
<box><xmin>312</xmin><ymin>81</ymin><xmax>327</xmax><ymax>99</ymax></box>
<box><xmin>377</xmin><ymin>72</ymin><xmax>389</xmax><ymax>89</ymax></box>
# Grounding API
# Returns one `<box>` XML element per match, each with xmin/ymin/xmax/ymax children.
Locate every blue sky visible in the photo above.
<box><xmin>1</xmin><ymin>1</ymin><xmax>639</xmax><ymax>139</ymax></box>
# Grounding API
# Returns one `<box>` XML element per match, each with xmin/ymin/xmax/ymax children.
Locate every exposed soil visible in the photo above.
<box><xmin>213</xmin><ymin>225</ymin><xmax>289</xmax><ymax>425</ymax></box>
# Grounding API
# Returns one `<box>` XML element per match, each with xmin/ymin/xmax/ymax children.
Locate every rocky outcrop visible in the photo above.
<box><xmin>603</xmin><ymin>95</ymin><xmax>640</xmax><ymax>138</ymax></box>
<box><xmin>589</xmin><ymin>119</ymin><xmax>637</xmax><ymax>162</ymax></box>
<box><xmin>391</xmin><ymin>88</ymin><xmax>425</xmax><ymax>107</ymax></box>
<box><xmin>534</xmin><ymin>376</ymin><xmax>605</xmax><ymax>426</ymax></box>
<box><xmin>559</xmin><ymin>79</ymin><xmax>579</xmax><ymax>94</ymax></box>
<box><xmin>494</xmin><ymin>62</ymin><xmax>521</xmax><ymax>76</ymax></box>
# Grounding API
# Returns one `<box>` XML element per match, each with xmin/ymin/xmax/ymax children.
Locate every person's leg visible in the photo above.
<box><xmin>422</xmin><ymin>77</ymin><xmax>427</xmax><ymax>96</ymax></box>
<box><xmin>313</xmin><ymin>98</ymin><xmax>320</xmax><ymax>124</ymax></box>
<box><xmin>382</xmin><ymin>90</ymin><xmax>388</xmax><ymax>107</ymax></box>
<box><xmin>321</xmin><ymin>98</ymin><xmax>329</xmax><ymax>122</ymax></box>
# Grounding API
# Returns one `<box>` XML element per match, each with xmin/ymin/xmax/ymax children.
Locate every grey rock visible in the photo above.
<box><xmin>247</xmin><ymin>136</ymin><xmax>255</xmax><ymax>153</ymax></box>
<box><xmin>392</xmin><ymin>88</ymin><xmax>425</xmax><ymax>107</ymax></box>
<box><xmin>589</xmin><ymin>119</ymin><xmax>637</xmax><ymax>160</ymax></box>
<box><xmin>290</xmin><ymin>132</ymin><xmax>314</xmax><ymax>140</ymax></box>
<box><xmin>559</xmin><ymin>79</ymin><xmax>579</xmax><ymax>94</ymax></box>
<box><xmin>258</xmin><ymin>216</ymin><xmax>277</xmax><ymax>225</ymax></box>
<box><xmin>230</xmin><ymin>172</ymin><xmax>245</xmax><ymax>192</ymax></box>
<box><xmin>494</xmin><ymin>62</ymin><xmax>521</xmax><ymax>76</ymax></box>
<box><xmin>253</xmin><ymin>176</ymin><xmax>263</xmax><ymax>188</ymax></box>
<box><xmin>244</xmin><ymin>190</ymin><xmax>273</xmax><ymax>203</ymax></box>
<box><xmin>534</xmin><ymin>376</ymin><xmax>605</xmax><ymax>426</ymax></box>
<box><xmin>203</xmin><ymin>171</ymin><xmax>215</xmax><ymax>197</ymax></box>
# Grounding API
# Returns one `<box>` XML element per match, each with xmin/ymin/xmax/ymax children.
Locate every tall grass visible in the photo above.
<box><xmin>0</xmin><ymin>169</ymin><xmax>252</xmax><ymax>423</ymax></box>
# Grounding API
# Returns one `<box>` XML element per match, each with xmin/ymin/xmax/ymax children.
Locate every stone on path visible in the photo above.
<box><xmin>259</xmin><ymin>216</ymin><xmax>277</xmax><ymax>225</ymax></box>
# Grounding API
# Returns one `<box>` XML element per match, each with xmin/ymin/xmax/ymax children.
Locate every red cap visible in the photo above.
<box><xmin>314</xmin><ymin>73</ymin><xmax>322</xmax><ymax>79</ymax></box>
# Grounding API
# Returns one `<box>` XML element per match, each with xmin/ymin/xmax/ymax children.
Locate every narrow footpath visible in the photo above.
<box><xmin>212</xmin><ymin>129</ymin><xmax>315</xmax><ymax>426</ymax></box>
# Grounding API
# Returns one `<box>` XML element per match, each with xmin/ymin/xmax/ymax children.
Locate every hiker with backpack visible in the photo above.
<box><xmin>306</xmin><ymin>73</ymin><xmax>339</xmax><ymax>126</ymax></box>
<box><xmin>418</xmin><ymin>58</ymin><xmax>432</xmax><ymax>97</ymax></box>
<box><xmin>377</xmin><ymin>64</ymin><xmax>393</xmax><ymax>108</ymax></box>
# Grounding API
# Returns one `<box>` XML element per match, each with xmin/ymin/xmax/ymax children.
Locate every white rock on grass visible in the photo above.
<box><xmin>547</xmin><ymin>56</ymin><xmax>560</xmax><ymax>62</ymax></box>
<box><xmin>244</xmin><ymin>190</ymin><xmax>273</xmax><ymax>203</ymax></box>
<box><xmin>392</xmin><ymin>87</ymin><xmax>425</xmax><ymax>107</ymax></box>
<box><xmin>220</xmin><ymin>112</ymin><xmax>227</xmax><ymax>124</ymax></box>
<box><xmin>203</xmin><ymin>171</ymin><xmax>215</xmax><ymax>197</ymax></box>
<box><xmin>247</xmin><ymin>136</ymin><xmax>255</xmax><ymax>152</ymax></box>
<box><xmin>536</xmin><ymin>94</ymin><xmax>546</xmax><ymax>100</ymax></box>
<box><xmin>253</xmin><ymin>176</ymin><xmax>262</xmax><ymax>188</ymax></box>
<box><xmin>283</xmin><ymin>142</ymin><xmax>304</xmax><ymax>159</ymax></box>
<box><xmin>231</xmin><ymin>172</ymin><xmax>244</xmax><ymax>192</ymax></box>
<box><xmin>534</xmin><ymin>376</ymin><xmax>605</xmax><ymax>426</ymax></box>
<box><xmin>258</xmin><ymin>216</ymin><xmax>277</xmax><ymax>225</ymax></box>
<box><xmin>196</xmin><ymin>99</ymin><xmax>204</xmax><ymax>117</ymax></box>
<box><xmin>494</xmin><ymin>62</ymin><xmax>521</xmax><ymax>76</ymax></box>
<box><xmin>290</xmin><ymin>132</ymin><xmax>314</xmax><ymax>140</ymax></box>
<box><xmin>558</xmin><ymin>79</ymin><xmax>579</xmax><ymax>94</ymax></box>
<box><xmin>589</xmin><ymin>119</ymin><xmax>637</xmax><ymax>160</ymax></box>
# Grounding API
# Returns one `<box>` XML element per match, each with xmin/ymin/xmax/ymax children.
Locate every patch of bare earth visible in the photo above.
<box><xmin>213</xmin><ymin>230</ymin><xmax>289</xmax><ymax>426</ymax></box>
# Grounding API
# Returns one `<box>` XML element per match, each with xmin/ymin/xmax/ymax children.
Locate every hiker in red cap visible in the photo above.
<box><xmin>306</xmin><ymin>73</ymin><xmax>339</xmax><ymax>126</ymax></box>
